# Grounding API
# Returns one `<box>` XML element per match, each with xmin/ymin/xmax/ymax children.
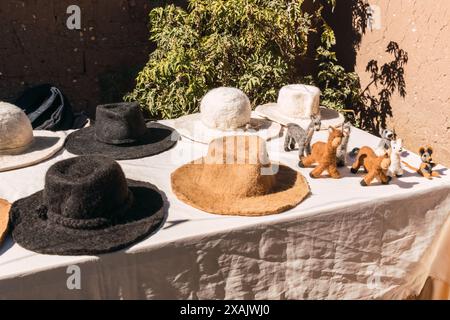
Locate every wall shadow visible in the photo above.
<box><xmin>322</xmin><ymin>0</ymin><xmax>408</xmax><ymax>136</ymax></box>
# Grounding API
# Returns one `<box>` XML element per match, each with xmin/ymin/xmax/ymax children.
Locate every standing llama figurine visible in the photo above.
<box><xmin>299</xmin><ymin>126</ymin><xmax>344</xmax><ymax>179</ymax></box>
<box><xmin>351</xmin><ymin>147</ymin><xmax>392</xmax><ymax>186</ymax></box>
<box><xmin>284</xmin><ymin>115</ymin><xmax>321</xmax><ymax>158</ymax></box>
<box><xmin>336</xmin><ymin>122</ymin><xmax>352</xmax><ymax>167</ymax></box>
<box><xmin>387</xmin><ymin>138</ymin><xmax>404</xmax><ymax>177</ymax></box>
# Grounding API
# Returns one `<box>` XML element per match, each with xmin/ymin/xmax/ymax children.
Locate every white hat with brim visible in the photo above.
<box><xmin>173</xmin><ymin>111</ymin><xmax>282</xmax><ymax>144</ymax></box>
<box><xmin>171</xmin><ymin>87</ymin><xmax>281</xmax><ymax>144</ymax></box>
<box><xmin>0</xmin><ymin>130</ymin><xmax>66</xmax><ymax>172</ymax></box>
<box><xmin>0</xmin><ymin>101</ymin><xmax>66</xmax><ymax>172</ymax></box>
<box><xmin>255</xmin><ymin>104</ymin><xmax>345</xmax><ymax>130</ymax></box>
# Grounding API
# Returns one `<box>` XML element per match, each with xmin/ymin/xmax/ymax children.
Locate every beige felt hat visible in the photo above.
<box><xmin>173</xmin><ymin>87</ymin><xmax>281</xmax><ymax>144</ymax></box>
<box><xmin>255</xmin><ymin>84</ymin><xmax>345</xmax><ymax>130</ymax></box>
<box><xmin>0</xmin><ymin>102</ymin><xmax>66</xmax><ymax>172</ymax></box>
<box><xmin>0</xmin><ymin>198</ymin><xmax>11</xmax><ymax>244</ymax></box>
<box><xmin>171</xmin><ymin>135</ymin><xmax>310</xmax><ymax>216</ymax></box>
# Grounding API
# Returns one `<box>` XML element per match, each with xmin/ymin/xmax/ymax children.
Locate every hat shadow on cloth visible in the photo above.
<box><xmin>26</xmin><ymin>136</ymin><xmax>60</xmax><ymax>151</ymax></box>
<box><xmin>9</xmin><ymin>156</ymin><xmax>169</xmax><ymax>256</ymax></box>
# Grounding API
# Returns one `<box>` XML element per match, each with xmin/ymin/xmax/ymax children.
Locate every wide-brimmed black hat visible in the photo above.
<box><xmin>65</xmin><ymin>102</ymin><xmax>179</xmax><ymax>160</ymax></box>
<box><xmin>9</xmin><ymin>156</ymin><xmax>167</xmax><ymax>255</ymax></box>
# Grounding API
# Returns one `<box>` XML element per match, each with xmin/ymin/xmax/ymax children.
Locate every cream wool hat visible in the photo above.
<box><xmin>0</xmin><ymin>102</ymin><xmax>66</xmax><ymax>172</ymax></box>
<box><xmin>173</xmin><ymin>87</ymin><xmax>281</xmax><ymax>144</ymax></box>
<box><xmin>171</xmin><ymin>135</ymin><xmax>310</xmax><ymax>216</ymax></box>
<box><xmin>255</xmin><ymin>84</ymin><xmax>345</xmax><ymax>130</ymax></box>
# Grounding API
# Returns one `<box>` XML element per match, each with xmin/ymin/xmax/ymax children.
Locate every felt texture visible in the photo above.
<box><xmin>94</xmin><ymin>102</ymin><xmax>148</xmax><ymax>145</ymax></box>
<box><xmin>200</xmin><ymin>87</ymin><xmax>251</xmax><ymax>130</ymax></box>
<box><xmin>171</xmin><ymin>135</ymin><xmax>310</xmax><ymax>216</ymax></box>
<box><xmin>276</xmin><ymin>84</ymin><xmax>321</xmax><ymax>119</ymax></box>
<box><xmin>0</xmin><ymin>199</ymin><xmax>11</xmax><ymax>245</ymax></box>
<box><xmin>351</xmin><ymin>146</ymin><xmax>391</xmax><ymax>186</ymax></box>
<box><xmin>0</xmin><ymin>102</ymin><xmax>66</xmax><ymax>172</ymax></box>
<box><xmin>9</xmin><ymin>156</ymin><xmax>167</xmax><ymax>255</ymax></box>
<box><xmin>65</xmin><ymin>103</ymin><xmax>179</xmax><ymax>160</ymax></box>
<box><xmin>0</xmin><ymin>102</ymin><xmax>34</xmax><ymax>154</ymax></box>
<box><xmin>300</xmin><ymin>126</ymin><xmax>344</xmax><ymax>179</ymax></box>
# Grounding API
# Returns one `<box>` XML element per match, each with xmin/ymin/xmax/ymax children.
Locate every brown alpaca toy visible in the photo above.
<box><xmin>350</xmin><ymin>146</ymin><xmax>391</xmax><ymax>186</ymax></box>
<box><xmin>402</xmin><ymin>145</ymin><xmax>440</xmax><ymax>179</ymax></box>
<box><xmin>299</xmin><ymin>126</ymin><xmax>343</xmax><ymax>179</ymax></box>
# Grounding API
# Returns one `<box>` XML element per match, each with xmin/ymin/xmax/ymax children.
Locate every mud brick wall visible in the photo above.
<box><xmin>353</xmin><ymin>0</ymin><xmax>450</xmax><ymax>166</ymax></box>
<box><xmin>0</xmin><ymin>0</ymin><xmax>175</xmax><ymax>118</ymax></box>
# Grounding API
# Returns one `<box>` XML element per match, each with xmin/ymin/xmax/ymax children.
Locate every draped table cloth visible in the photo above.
<box><xmin>0</xmin><ymin>125</ymin><xmax>449</xmax><ymax>299</ymax></box>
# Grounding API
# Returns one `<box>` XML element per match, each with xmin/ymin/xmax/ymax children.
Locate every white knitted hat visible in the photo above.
<box><xmin>172</xmin><ymin>87</ymin><xmax>281</xmax><ymax>144</ymax></box>
<box><xmin>0</xmin><ymin>102</ymin><xmax>66</xmax><ymax>172</ymax></box>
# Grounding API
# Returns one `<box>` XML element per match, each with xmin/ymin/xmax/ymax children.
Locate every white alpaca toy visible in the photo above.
<box><xmin>387</xmin><ymin>138</ymin><xmax>404</xmax><ymax>177</ymax></box>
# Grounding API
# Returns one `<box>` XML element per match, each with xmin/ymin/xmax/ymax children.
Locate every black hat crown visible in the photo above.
<box><xmin>42</xmin><ymin>156</ymin><xmax>134</xmax><ymax>229</ymax></box>
<box><xmin>95</xmin><ymin>102</ymin><xmax>147</xmax><ymax>145</ymax></box>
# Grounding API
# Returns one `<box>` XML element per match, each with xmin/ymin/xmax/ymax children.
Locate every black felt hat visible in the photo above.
<box><xmin>9</xmin><ymin>156</ymin><xmax>167</xmax><ymax>255</ymax></box>
<box><xmin>65</xmin><ymin>102</ymin><xmax>179</xmax><ymax>160</ymax></box>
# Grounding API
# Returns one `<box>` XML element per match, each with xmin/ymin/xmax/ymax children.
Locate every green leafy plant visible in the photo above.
<box><xmin>126</xmin><ymin>0</ymin><xmax>333</xmax><ymax>119</ymax></box>
<box><xmin>126</xmin><ymin>0</ymin><xmax>407</xmax><ymax>134</ymax></box>
<box><xmin>304</xmin><ymin>21</ymin><xmax>362</xmax><ymax>121</ymax></box>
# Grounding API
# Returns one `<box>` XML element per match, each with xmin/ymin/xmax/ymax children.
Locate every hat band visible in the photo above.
<box><xmin>45</xmin><ymin>191</ymin><xmax>134</xmax><ymax>230</ymax></box>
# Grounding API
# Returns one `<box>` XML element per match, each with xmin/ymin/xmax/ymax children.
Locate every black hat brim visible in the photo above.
<box><xmin>65</xmin><ymin>122</ymin><xmax>179</xmax><ymax>160</ymax></box>
<box><xmin>9</xmin><ymin>179</ymin><xmax>167</xmax><ymax>256</ymax></box>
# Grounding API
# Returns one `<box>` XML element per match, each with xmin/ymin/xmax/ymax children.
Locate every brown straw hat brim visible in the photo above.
<box><xmin>0</xmin><ymin>199</ymin><xmax>11</xmax><ymax>245</ymax></box>
<box><xmin>65</xmin><ymin>122</ymin><xmax>179</xmax><ymax>160</ymax></box>
<box><xmin>171</xmin><ymin>162</ymin><xmax>310</xmax><ymax>216</ymax></box>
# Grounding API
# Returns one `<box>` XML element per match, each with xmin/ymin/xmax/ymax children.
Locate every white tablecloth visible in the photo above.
<box><xmin>0</xmin><ymin>125</ymin><xmax>449</xmax><ymax>299</ymax></box>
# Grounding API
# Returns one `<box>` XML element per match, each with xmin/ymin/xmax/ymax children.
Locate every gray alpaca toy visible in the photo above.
<box><xmin>336</xmin><ymin>122</ymin><xmax>352</xmax><ymax>167</ymax></box>
<box><xmin>284</xmin><ymin>115</ymin><xmax>321</xmax><ymax>158</ymax></box>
